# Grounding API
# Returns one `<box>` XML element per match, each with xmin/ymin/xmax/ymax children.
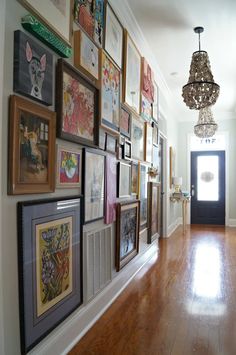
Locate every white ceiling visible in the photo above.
<box><xmin>127</xmin><ymin>0</ymin><xmax>236</xmax><ymax>121</ymax></box>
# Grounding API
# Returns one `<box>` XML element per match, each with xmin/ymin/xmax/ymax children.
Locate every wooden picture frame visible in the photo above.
<box><xmin>56</xmin><ymin>145</ymin><xmax>82</xmax><ymax>188</ymax></box>
<box><xmin>144</xmin><ymin>122</ymin><xmax>153</xmax><ymax>164</ymax></box>
<box><xmin>19</xmin><ymin>0</ymin><xmax>73</xmax><ymax>46</ymax></box>
<box><xmin>138</xmin><ymin>162</ymin><xmax>149</xmax><ymax>229</ymax></box>
<box><xmin>141</xmin><ymin>57</ymin><xmax>155</xmax><ymax>103</ymax></box>
<box><xmin>131</xmin><ymin>114</ymin><xmax>144</xmax><ymax>161</ymax></box>
<box><xmin>74</xmin><ymin>30</ymin><xmax>99</xmax><ymax>81</ymax></box>
<box><xmin>104</xmin><ymin>2</ymin><xmax>123</xmax><ymax>69</ymax></box>
<box><xmin>120</xmin><ymin>104</ymin><xmax>132</xmax><ymax>138</ymax></box>
<box><xmin>8</xmin><ymin>95</ymin><xmax>56</xmax><ymax>195</ymax></box>
<box><xmin>100</xmin><ymin>50</ymin><xmax>120</xmax><ymax>133</ymax></box>
<box><xmin>148</xmin><ymin>182</ymin><xmax>161</xmax><ymax>243</ymax></box>
<box><xmin>117</xmin><ymin>162</ymin><xmax>131</xmax><ymax>198</ymax></box>
<box><xmin>131</xmin><ymin>161</ymin><xmax>139</xmax><ymax>196</ymax></box>
<box><xmin>123</xmin><ymin>30</ymin><xmax>141</xmax><ymax>115</ymax></box>
<box><xmin>17</xmin><ymin>196</ymin><xmax>82</xmax><ymax>354</ymax></box>
<box><xmin>56</xmin><ymin>59</ymin><xmax>99</xmax><ymax>147</ymax></box>
<box><xmin>83</xmin><ymin>147</ymin><xmax>105</xmax><ymax>223</ymax></box>
<box><xmin>116</xmin><ymin>200</ymin><xmax>140</xmax><ymax>271</ymax></box>
<box><xmin>105</xmin><ymin>133</ymin><xmax>117</xmax><ymax>155</ymax></box>
<box><xmin>14</xmin><ymin>30</ymin><xmax>53</xmax><ymax>106</ymax></box>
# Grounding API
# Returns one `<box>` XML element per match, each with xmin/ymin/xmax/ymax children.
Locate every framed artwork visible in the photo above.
<box><xmin>83</xmin><ymin>148</ymin><xmax>105</xmax><ymax>223</ymax></box>
<box><xmin>105</xmin><ymin>3</ymin><xmax>123</xmax><ymax>69</ymax></box>
<box><xmin>123</xmin><ymin>139</ymin><xmax>132</xmax><ymax>160</ymax></box>
<box><xmin>105</xmin><ymin>154</ymin><xmax>117</xmax><ymax>224</ymax></box>
<box><xmin>74</xmin><ymin>0</ymin><xmax>104</xmax><ymax>47</ymax></box>
<box><xmin>152</xmin><ymin>121</ymin><xmax>159</xmax><ymax>145</ymax></box>
<box><xmin>141</xmin><ymin>57</ymin><xmax>155</xmax><ymax>103</ymax></box>
<box><xmin>74</xmin><ymin>30</ymin><xmax>99</xmax><ymax>81</ymax></box>
<box><xmin>19</xmin><ymin>0</ymin><xmax>72</xmax><ymax>46</ymax></box>
<box><xmin>123</xmin><ymin>30</ymin><xmax>141</xmax><ymax>114</ymax></box>
<box><xmin>131</xmin><ymin>161</ymin><xmax>139</xmax><ymax>196</ymax></box>
<box><xmin>116</xmin><ymin>200</ymin><xmax>140</xmax><ymax>271</ymax></box>
<box><xmin>105</xmin><ymin>133</ymin><xmax>117</xmax><ymax>155</ymax></box>
<box><xmin>153</xmin><ymin>81</ymin><xmax>159</xmax><ymax>122</ymax></box>
<box><xmin>138</xmin><ymin>162</ymin><xmax>149</xmax><ymax>228</ymax></box>
<box><xmin>169</xmin><ymin>146</ymin><xmax>175</xmax><ymax>188</ymax></box>
<box><xmin>117</xmin><ymin>162</ymin><xmax>131</xmax><ymax>198</ymax></box>
<box><xmin>8</xmin><ymin>95</ymin><xmax>55</xmax><ymax>195</ymax></box>
<box><xmin>17</xmin><ymin>196</ymin><xmax>82</xmax><ymax>354</ymax></box>
<box><xmin>120</xmin><ymin>104</ymin><xmax>132</xmax><ymax>138</ymax></box>
<box><xmin>101</xmin><ymin>50</ymin><xmax>120</xmax><ymax>133</ymax></box>
<box><xmin>148</xmin><ymin>182</ymin><xmax>161</xmax><ymax>243</ymax></box>
<box><xmin>14</xmin><ymin>30</ymin><xmax>53</xmax><ymax>106</ymax></box>
<box><xmin>56</xmin><ymin>145</ymin><xmax>82</xmax><ymax>188</ymax></box>
<box><xmin>152</xmin><ymin>144</ymin><xmax>159</xmax><ymax>170</ymax></box>
<box><xmin>144</xmin><ymin>122</ymin><xmax>153</xmax><ymax>163</ymax></box>
<box><xmin>117</xmin><ymin>145</ymin><xmax>123</xmax><ymax>160</ymax></box>
<box><xmin>56</xmin><ymin>59</ymin><xmax>99</xmax><ymax>147</ymax></box>
<box><xmin>141</xmin><ymin>94</ymin><xmax>153</xmax><ymax>122</ymax></box>
<box><xmin>98</xmin><ymin>128</ymin><xmax>106</xmax><ymax>150</ymax></box>
<box><xmin>131</xmin><ymin>114</ymin><xmax>144</xmax><ymax>161</ymax></box>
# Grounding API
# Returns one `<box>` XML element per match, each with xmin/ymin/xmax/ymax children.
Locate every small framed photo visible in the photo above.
<box><xmin>105</xmin><ymin>2</ymin><xmax>123</xmax><ymax>69</ymax></box>
<box><xmin>117</xmin><ymin>145</ymin><xmax>123</xmax><ymax>160</ymax></box>
<box><xmin>131</xmin><ymin>161</ymin><xmax>139</xmax><ymax>196</ymax></box>
<box><xmin>17</xmin><ymin>196</ymin><xmax>82</xmax><ymax>354</ymax></box>
<box><xmin>83</xmin><ymin>147</ymin><xmax>105</xmax><ymax>224</ymax></box>
<box><xmin>123</xmin><ymin>139</ymin><xmax>132</xmax><ymax>160</ymax></box>
<box><xmin>8</xmin><ymin>95</ymin><xmax>56</xmax><ymax>195</ymax></box>
<box><xmin>98</xmin><ymin>127</ymin><xmax>106</xmax><ymax>150</ymax></box>
<box><xmin>131</xmin><ymin>114</ymin><xmax>144</xmax><ymax>161</ymax></box>
<box><xmin>56</xmin><ymin>145</ymin><xmax>82</xmax><ymax>188</ymax></box>
<box><xmin>56</xmin><ymin>59</ymin><xmax>99</xmax><ymax>147</ymax></box>
<box><xmin>116</xmin><ymin>200</ymin><xmax>140</xmax><ymax>271</ymax></box>
<box><xmin>101</xmin><ymin>50</ymin><xmax>120</xmax><ymax>133</ymax></box>
<box><xmin>148</xmin><ymin>182</ymin><xmax>161</xmax><ymax>243</ymax></box>
<box><xmin>74</xmin><ymin>30</ymin><xmax>99</xmax><ymax>81</ymax></box>
<box><xmin>117</xmin><ymin>162</ymin><xmax>131</xmax><ymax>198</ymax></box>
<box><xmin>105</xmin><ymin>133</ymin><xmax>117</xmax><ymax>155</ymax></box>
<box><xmin>120</xmin><ymin>104</ymin><xmax>132</xmax><ymax>139</ymax></box>
<box><xmin>141</xmin><ymin>57</ymin><xmax>155</xmax><ymax>103</ymax></box>
<box><xmin>14</xmin><ymin>30</ymin><xmax>53</xmax><ymax>106</ymax></box>
<box><xmin>141</xmin><ymin>94</ymin><xmax>153</xmax><ymax>122</ymax></box>
<box><xmin>144</xmin><ymin>122</ymin><xmax>153</xmax><ymax>164</ymax></box>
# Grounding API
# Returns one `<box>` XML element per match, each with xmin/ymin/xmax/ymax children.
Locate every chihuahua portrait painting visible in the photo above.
<box><xmin>14</xmin><ymin>30</ymin><xmax>53</xmax><ymax>106</ymax></box>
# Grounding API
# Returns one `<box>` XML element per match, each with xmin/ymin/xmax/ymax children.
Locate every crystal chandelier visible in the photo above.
<box><xmin>194</xmin><ymin>106</ymin><xmax>218</xmax><ymax>138</ymax></box>
<box><xmin>182</xmin><ymin>27</ymin><xmax>220</xmax><ymax>110</ymax></box>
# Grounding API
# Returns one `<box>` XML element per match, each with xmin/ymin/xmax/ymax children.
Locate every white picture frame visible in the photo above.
<box><xmin>118</xmin><ymin>162</ymin><xmax>131</xmax><ymax>198</ymax></box>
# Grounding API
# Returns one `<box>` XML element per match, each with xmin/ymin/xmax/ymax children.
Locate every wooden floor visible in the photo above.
<box><xmin>70</xmin><ymin>225</ymin><xmax>236</xmax><ymax>355</ymax></box>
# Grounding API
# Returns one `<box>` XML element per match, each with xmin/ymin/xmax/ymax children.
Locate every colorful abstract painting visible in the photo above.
<box><xmin>105</xmin><ymin>155</ymin><xmax>117</xmax><ymax>224</ymax></box>
<box><xmin>36</xmin><ymin>217</ymin><xmax>73</xmax><ymax>316</ymax></box>
<box><xmin>141</xmin><ymin>57</ymin><xmax>155</xmax><ymax>103</ymax></box>
<box><xmin>62</xmin><ymin>71</ymin><xmax>94</xmax><ymax>141</ymax></box>
<box><xmin>101</xmin><ymin>52</ymin><xmax>120</xmax><ymax>132</ymax></box>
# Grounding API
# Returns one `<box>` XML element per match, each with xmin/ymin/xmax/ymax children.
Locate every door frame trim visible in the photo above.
<box><xmin>187</xmin><ymin>131</ymin><xmax>229</xmax><ymax>226</ymax></box>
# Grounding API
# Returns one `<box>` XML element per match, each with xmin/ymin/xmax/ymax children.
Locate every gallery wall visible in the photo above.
<box><xmin>0</xmin><ymin>0</ymin><xmax>179</xmax><ymax>354</ymax></box>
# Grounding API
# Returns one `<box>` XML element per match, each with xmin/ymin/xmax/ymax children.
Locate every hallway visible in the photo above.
<box><xmin>70</xmin><ymin>226</ymin><xmax>236</xmax><ymax>355</ymax></box>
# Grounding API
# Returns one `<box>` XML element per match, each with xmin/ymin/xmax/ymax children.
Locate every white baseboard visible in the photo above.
<box><xmin>228</xmin><ymin>219</ymin><xmax>236</xmax><ymax>227</ymax></box>
<box><xmin>29</xmin><ymin>242</ymin><xmax>158</xmax><ymax>355</ymax></box>
<box><xmin>167</xmin><ymin>218</ymin><xmax>181</xmax><ymax>237</ymax></box>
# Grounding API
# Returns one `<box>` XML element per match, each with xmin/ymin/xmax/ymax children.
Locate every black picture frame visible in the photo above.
<box><xmin>82</xmin><ymin>147</ymin><xmax>106</xmax><ymax>224</ymax></box>
<box><xmin>13</xmin><ymin>30</ymin><xmax>53</xmax><ymax>106</ymax></box>
<box><xmin>56</xmin><ymin>59</ymin><xmax>99</xmax><ymax>147</ymax></box>
<box><xmin>17</xmin><ymin>196</ymin><xmax>83</xmax><ymax>354</ymax></box>
<box><xmin>122</xmin><ymin>139</ymin><xmax>132</xmax><ymax>160</ymax></box>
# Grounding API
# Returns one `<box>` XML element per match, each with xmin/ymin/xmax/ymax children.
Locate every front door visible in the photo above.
<box><xmin>191</xmin><ymin>151</ymin><xmax>225</xmax><ymax>225</ymax></box>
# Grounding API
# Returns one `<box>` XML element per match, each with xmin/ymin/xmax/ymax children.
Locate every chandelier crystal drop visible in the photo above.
<box><xmin>182</xmin><ymin>27</ymin><xmax>220</xmax><ymax>110</ymax></box>
<box><xmin>194</xmin><ymin>106</ymin><xmax>218</xmax><ymax>138</ymax></box>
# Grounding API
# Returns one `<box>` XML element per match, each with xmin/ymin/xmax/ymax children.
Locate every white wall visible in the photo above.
<box><xmin>178</xmin><ymin>118</ymin><xmax>236</xmax><ymax>222</ymax></box>
<box><xmin>0</xmin><ymin>0</ymin><xmax>179</xmax><ymax>354</ymax></box>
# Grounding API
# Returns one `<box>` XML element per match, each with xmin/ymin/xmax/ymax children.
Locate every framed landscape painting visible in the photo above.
<box><xmin>19</xmin><ymin>0</ymin><xmax>73</xmax><ymax>46</ymax></box>
<box><xmin>56</xmin><ymin>145</ymin><xmax>82</xmax><ymax>188</ymax></box>
<box><xmin>123</xmin><ymin>30</ymin><xmax>141</xmax><ymax>114</ymax></box>
<box><xmin>8</xmin><ymin>95</ymin><xmax>56</xmax><ymax>195</ymax></box>
<box><xmin>116</xmin><ymin>200</ymin><xmax>140</xmax><ymax>271</ymax></box>
<box><xmin>17</xmin><ymin>196</ymin><xmax>82</xmax><ymax>354</ymax></box>
<box><xmin>56</xmin><ymin>59</ymin><xmax>99</xmax><ymax>147</ymax></box>
<box><xmin>120</xmin><ymin>104</ymin><xmax>132</xmax><ymax>138</ymax></box>
<box><xmin>83</xmin><ymin>148</ymin><xmax>105</xmax><ymax>223</ymax></box>
<box><xmin>14</xmin><ymin>30</ymin><xmax>53</xmax><ymax>106</ymax></box>
<box><xmin>74</xmin><ymin>30</ymin><xmax>99</xmax><ymax>81</ymax></box>
<box><xmin>105</xmin><ymin>2</ymin><xmax>123</xmax><ymax>68</ymax></box>
<box><xmin>141</xmin><ymin>57</ymin><xmax>155</xmax><ymax>103</ymax></box>
<box><xmin>131</xmin><ymin>114</ymin><xmax>144</xmax><ymax>161</ymax></box>
<box><xmin>148</xmin><ymin>182</ymin><xmax>161</xmax><ymax>243</ymax></box>
<box><xmin>101</xmin><ymin>51</ymin><xmax>120</xmax><ymax>133</ymax></box>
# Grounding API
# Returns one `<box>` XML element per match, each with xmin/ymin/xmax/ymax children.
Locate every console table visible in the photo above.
<box><xmin>170</xmin><ymin>193</ymin><xmax>191</xmax><ymax>234</ymax></box>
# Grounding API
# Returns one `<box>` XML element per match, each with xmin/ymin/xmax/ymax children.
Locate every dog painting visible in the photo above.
<box><xmin>14</xmin><ymin>30</ymin><xmax>53</xmax><ymax>106</ymax></box>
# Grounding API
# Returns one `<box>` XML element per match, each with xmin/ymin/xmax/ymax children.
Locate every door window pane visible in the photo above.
<box><xmin>197</xmin><ymin>156</ymin><xmax>219</xmax><ymax>201</ymax></box>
